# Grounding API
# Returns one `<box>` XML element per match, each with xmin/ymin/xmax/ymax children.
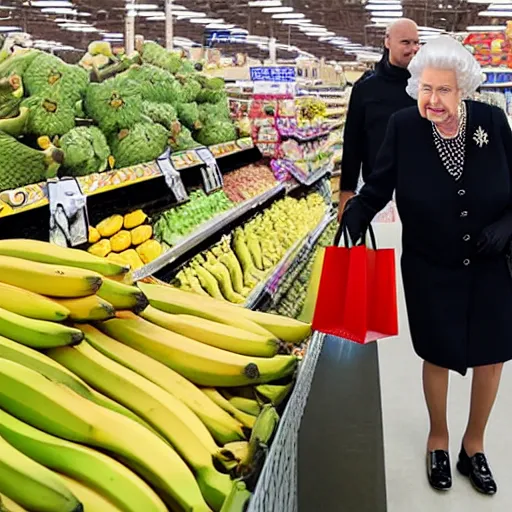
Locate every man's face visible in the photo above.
<box><xmin>385</xmin><ymin>24</ymin><xmax>420</xmax><ymax>68</ymax></box>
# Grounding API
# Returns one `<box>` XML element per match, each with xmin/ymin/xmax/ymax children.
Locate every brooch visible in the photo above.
<box><xmin>473</xmin><ymin>126</ymin><xmax>489</xmax><ymax>148</ymax></box>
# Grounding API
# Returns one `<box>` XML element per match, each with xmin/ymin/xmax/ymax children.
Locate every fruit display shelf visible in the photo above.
<box><xmin>133</xmin><ymin>183</ymin><xmax>286</xmax><ymax>281</ymax></box>
<box><xmin>0</xmin><ymin>138</ymin><xmax>255</xmax><ymax>220</ymax></box>
<box><xmin>271</xmin><ymin>158</ymin><xmax>335</xmax><ymax>187</ymax></box>
<box><xmin>244</xmin><ymin>210</ymin><xmax>334</xmax><ymax>310</ymax></box>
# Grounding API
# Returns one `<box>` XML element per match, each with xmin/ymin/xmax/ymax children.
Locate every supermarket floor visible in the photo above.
<box><xmin>298</xmin><ymin>220</ymin><xmax>512</xmax><ymax>512</ymax></box>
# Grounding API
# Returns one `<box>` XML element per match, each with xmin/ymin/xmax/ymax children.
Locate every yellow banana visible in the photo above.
<box><xmin>138</xmin><ymin>282</ymin><xmax>274</xmax><ymax>337</ymax></box>
<box><xmin>140</xmin><ymin>305</ymin><xmax>279</xmax><ymax>358</ymax></box>
<box><xmin>0</xmin><ymin>433</ymin><xmax>82</xmax><ymax>512</ymax></box>
<box><xmin>0</xmin><ymin>494</ymin><xmax>27</xmax><ymax>511</ymax></box>
<box><xmin>0</xmin><ymin>256</ymin><xmax>102</xmax><ymax>298</ymax></box>
<box><xmin>55</xmin><ymin>474</ymin><xmax>122</xmax><ymax>512</ymax></box>
<box><xmin>0</xmin><ymin>307</ymin><xmax>83</xmax><ymax>348</ymax></box>
<box><xmin>0</xmin><ymin>238</ymin><xmax>129</xmax><ymax>277</ymax></box>
<box><xmin>97</xmin><ymin>279</ymin><xmax>148</xmax><ymax>313</ymax></box>
<box><xmin>48</xmin><ymin>341</ymin><xmax>232</xmax><ymax>511</ymax></box>
<box><xmin>298</xmin><ymin>247</ymin><xmax>325</xmax><ymax>323</ymax></box>
<box><xmin>0</xmin><ymin>409</ymin><xmax>168</xmax><ymax>512</ymax></box>
<box><xmin>0</xmin><ymin>282</ymin><xmax>69</xmax><ymax>322</ymax></box>
<box><xmin>0</xmin><ymin>335</ymin><xmax>159</xmax><ymax>437</ymax></box>
<box><xmin>0</xmin><ymin>360</ymin><xmax>212</xmax><ymax>512</ymax></box>
<box><xmin>81</xmin><ymin>324</ymin><xmax>246</xmax><ymax>445</ymax></box>
<box><xmin>201</xmin><ymin>389</ymin><xmax>256</xmax><ymax>430</ymax></box>
<box><xmin>99</xmin><ymin>316</ymin><xmax>298</xmax><ymax>387</ymax></box>
<box><xmin>52</xmin><ymin>295</ymin><xmax>115</xmax><ymax>322</ymax></box>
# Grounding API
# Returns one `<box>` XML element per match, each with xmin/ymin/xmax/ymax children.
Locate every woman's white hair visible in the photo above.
<box><xmin>406</xmin><ymin>35</ymin><xmax>484</xmax><ymax>99</ymax></box>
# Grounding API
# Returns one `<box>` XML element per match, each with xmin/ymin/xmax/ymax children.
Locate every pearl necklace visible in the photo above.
<box><xmin>431</xmin><ymin>102</ymin><xmax>467</xmax><ymax>181</ymax></box>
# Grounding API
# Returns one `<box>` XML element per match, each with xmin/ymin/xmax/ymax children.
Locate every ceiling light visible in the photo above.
<box><xmin>479</xmin><ymin>9</ymin><xmax>512</xmax><ymax>15</ymax></box>
<box><xmin>206</xmin><ymin>23</ymin><xmax>236</xmax><ymax>29</ymax></box>
<box><xmin>372</xmin><ymin>11</ymin><xmax>402</xmax><ymax>16</ymax></box>
<box><xmin>102</xmin><ymin>33</ymin><xmax>124</xmax><ymax>38</ymax></box>
<box><xmin>262</xmin><ymin>6</ymin><xmax>293</xmax><ymax>12</ymax></box>
<box><xmin>466</xmin><ymin>24</ymin><xmax>506</xmax><ymax>29</ymax></box>
<box><xmin>0</xmin><ymin>26</ymin><xmax>21</xmax><ymax>32</ymax></box>
<box><xmin>25</xmin><ymin>1</ymin><xmax>73</xmax><ymax>6</ymax></box>
<box><xmin>136</xmin><ymin>10</ymin><xmax>165</xmax><ymax>16</ymax></box>
<box><xmin>125</xmin><ymin>3</ymin><xmax>159</xmax><ymax>9</ymax></box>
<box><xmin>365</xmin><ymin>3</ymin><xmax>402</xmax><ymax>9</ymax></box>
<box><xmin>189</xmin><ymin>18</ymin><xmax>225</xmax><ymax>24</ymax></box>
<box><xmin>174</xmin><ymin>11</ymin><xmax>206</xmax><ymax>18</ymax></box>
<box><xmin>371</xmin><ymin>16</ymin><xmax>402</xmax><ymax>23</ymax></box>
<box><xmin>281</xmin><ymin>18</ymin><xmax>312</xmax><ymax>24</ymax></box>
<box><xmin>271</xmin><ymin>13</ymin><xmax>305</xmax><ymax>19</ymax></box>
<box><xmin>41</xmin><ymin>7</ymin><xmax>77</xmax><ymax>14</ymax></box>
<box><xmin>248</xmin><ymin>1</ymin><xmax>282</xmax><ymax>6</ymax></box>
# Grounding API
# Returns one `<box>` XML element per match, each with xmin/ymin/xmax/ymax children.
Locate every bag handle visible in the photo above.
<box><xmin>333</xmin><ymin>221</ymin><xmax>377</xmax><ymax>250</ymax></box>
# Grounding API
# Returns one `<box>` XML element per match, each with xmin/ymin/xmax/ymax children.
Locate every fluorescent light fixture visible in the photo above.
<box><xmin>298</xmin><ymin>24</ymin><xmax>324</xmax><ymax>30</ymax></box>
<box><xmin>466</xmin><ymin>24</ymin><xmax>506</xmax><ymax>30</ymax></box>
<box><xmin>262</xmin><ymin>6</ymin><xmax>293</xmax><ymax>12</ymax></box>
<box><xmin>248</xmin><ymin>0</ymin><xmax>282</xmax><ymax>6</ymax></box>
<box><xmin>206</xmin><ymin>23</ymin><xmax>236</xmax><ymax>29</ymax></box>
<box><xmin>26</xmin><ymin>1</ymin><xmax>73</xmax><ymax>6</ymax></box>
<box><xmin>175</xmin><ymin>11</ymin><xmax>206</xmax><ymax>18</ymax></box>
<box><xmin>231</xmin><ymin>28</ymin><xmax>249</xmax><ymax>33</ymax></box>
<box><xmin>365</xmin><ymin>3</ymin><xmax>402</xmax><ymax>9</ymax></box>
<box><xmin>371</xmin><ymin>16</ymin><xmax>402</xmax><ymax>23</ymax></box>
<box><xmin>271</xmin><ymin>13</ymin><xmax>305</xmax><ymax>19</ymax></box>
<box><xmin>0</xmin><ymin>26</ymin><xmax>21</xmax><ymax>32</ymax></box>
<box><xmin>136</xmin><ymin>11</ymin><xmax>165</xmax><ymax>17</ymax></box>
<box><xmin>305</xmin><ymin>31</ymin><xmax>335</xmax><ymax>36</ymax></box>
<box><xmin>479</xmin><ymin>9</ymin><xmax>512</xmax><ymax>15</ymax></box>
<box><xmin>125</xmin><ymin>3</ymin><xmax>159</xmax><ymax>9</ymax></box>
<box><xmin>189</xmin><ymin>18</ymin><xmax>225</xmax><ymax>24</ymax></box>
<box><xmin>281</xmin><ymin>18</ymin><xmax>312</xmax><ymax>24</ymax></box>
<box><xmin>372</xmin><ymin>11</ymin><xmax>403</xmax><ymax>16</ymax></box>
<box><xmin>103</xmin><ymin>33</ymin><xmax>124</xmax><ymax>38</ymax></box>
<box><xmin>41</xmin><ymin>7</ymin><xmax>77</xmax><ymax>14</ymax></box>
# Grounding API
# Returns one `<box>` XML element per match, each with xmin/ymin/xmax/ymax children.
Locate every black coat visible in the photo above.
<box><xmin>346</xmin><ymin>100</ymin><xmax>512</xmax><ymax>375</ymax></box>
<box><xmin>340</xmin><ymin>55</ymin><xmax>415</xmax><ymax>192</ymax></box>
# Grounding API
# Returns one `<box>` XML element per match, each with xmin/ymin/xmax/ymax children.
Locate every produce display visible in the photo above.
<box><xmin>153</xmin><ymin>190</ymin><xmax>234</xmax><ymax>247</ymax></box>
<box><xmin>0</xmin><ymin>40</ymin><xmax>240</xmax><ymax>193</ymax></box>
<box><xmin>88</xmin><ymin>210</ymin><xmax>163</xmax><ymax>269</ymax></box>
<box><xmin>172</xmin><ymin>193</ymin><xmax>327</xmax><ymax>302</ymax></box>
<box><xmin>222</xmin><ymin>163</ymin><xmax>277</xmax><ymax>203</ymax></box>
<box><xmin>0</xmin><ymin>238</ymin><xmax>312</xmax><ymax>512</ymax></box>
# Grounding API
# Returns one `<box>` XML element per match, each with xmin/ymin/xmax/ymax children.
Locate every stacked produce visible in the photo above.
<box><xmin>154</xmin><ymin>190</ymin><xmax>233</xmax><ymax>247</ymax></box>
<box><xmin>296</xmin><ymin>97</ymin><xmax>327</xmax><ymax>125</ymax></box>
<box><xmin>173</xmin><ymin>193</ymin><xmax>327</xmax><ymax>302</ymax></box>
<box><xmin>0</xmin><ymin>40</ymin><xmax>239</xmax><ymax>192</ymax></box>
<box><xmin>0</xmin><ymin>238</ymin><xmax>312</xmax><ymax>511</ymax></box>
<box><xmin>222</xmin><ymin>163</ymin><xmax>277</xmax><ymax>203</ymax></box>
<box><xmin>88</xmin><ymin>210</ymin><xmax>163</xmax><ymax>269</ymax></box>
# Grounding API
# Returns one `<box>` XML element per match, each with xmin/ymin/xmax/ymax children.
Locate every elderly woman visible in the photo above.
<box><xmin>341</xmin><ymin>36</ymin><xmax>512</xmax><ymax>495</ymax></box>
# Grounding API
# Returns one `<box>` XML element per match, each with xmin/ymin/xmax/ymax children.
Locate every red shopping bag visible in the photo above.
<box><xmin>312</xmin><ymin>224</ymin><xmax>398</xmax><ymax>343</ymax></box>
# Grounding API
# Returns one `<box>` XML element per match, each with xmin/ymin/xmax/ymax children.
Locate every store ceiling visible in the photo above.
<box><xmin>0</xmin><ymin>1</ymin><xmax>504</xmax><ymax>61</ymax></box>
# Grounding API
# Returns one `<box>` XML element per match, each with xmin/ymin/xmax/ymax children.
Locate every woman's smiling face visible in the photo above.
<box><xmin>417</xmin><ymin>67</ymin><xmax>461</xmax><ymax>125</ymax></box>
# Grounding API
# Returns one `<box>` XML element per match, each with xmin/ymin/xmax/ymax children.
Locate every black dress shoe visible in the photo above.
<box><xmin>427</xmin><ymin>450</ymin><xmax>452</xmax><ymax>491</ymax></box>
<box><xmin>457</xmin><ymin>445</ymin><xmax>497</xmax><ymax>495</ymax></box>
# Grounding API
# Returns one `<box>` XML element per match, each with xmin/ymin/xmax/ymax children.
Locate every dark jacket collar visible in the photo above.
<box><xmin>375</xmin><ymin>50</ymin><xmax>411</xmax><ymax>83</ymax></box>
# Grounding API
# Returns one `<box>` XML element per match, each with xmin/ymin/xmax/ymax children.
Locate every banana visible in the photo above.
<box><xmin>219</xmin><ymin>442</ymin><xmax>250</xmax><ymax>464</ymax></box>
<box><xmin>201</xmin><ymin>389</ymin><xmax>256</xmax><ymax>430</ymax></box>
<box><xmin>0</xmin><ymin>256</ymin><xmax>102</xmax><ymax>298</ymax></box>
<box><xmin>0</xmin><ymin>334</ymin><xmax>161</xmax><ymax>437</ymax></box>
<box><xmin>0</xmin><ymin>282</ymin><xmax>69</xmax><ymax>322</ymax></box>
<box><xmin>81</xmin><ymin>324</ymin><xmax>246</xmax><ymax>445</ymax></box>
<box><xmin>52</xmin><ymin>295</ymin><xmax>115</xmax><ymax>322</ymax></box>
<box><xmin>99</xmin><ymin>316</ymin><xmax>298</xmax><ymax>387</ymax></box>
<box><xmin>0</xmin><ymin>239</ymin><xmax>129</xmax><ymax>277</ymax></box>
<box><xmin>0</xmin><ymin>409</ymin><xmax>168</xmax><ymax>512</ymax></box>
<box><xmin>0</xmin><ymin>360</ymin><xmax>212</xmax><ymax>512</ymax></box>
<box><xmin>221</xmin><ymin>393</ymin><xmax>260</xmax><ymax>417</ymax></box>
<box><xmin>219</xmin><ymin>481</ymin><xmax>251</xmax><ymax>512</ymax></box>
<box><xmin>97</xmin><ymin>279</ymin><xmax>148</xmax><ymax>313</ymax></box>
<box><xmin>298</xmin><ymin>247</ymin><xmax>325</xmax><ymax>323</ymax></box>
<box><xmin>55</xmin><ymin>474</ymin><xmax>122</xmax><ymax>512</ymax></box>
<box><xmin>138</xmin><ymin>282</ymin><xmax>274</xmax><ymax>337</ymax></box>
<box><xmin>256</xmin><ymin>383</ymin><xmax>294</xmax><ymax>407</ymax></box>
<box><xmin>48</xmin><ymin>341</ymin><xmax>232</xmax><ymax>511</ymax></box>
<box><xmin>0</xmin><ymin>432</ymin><xmax>82</xmax><ymax>512</ymax></box>
<box><xmin>0</xmin><ymin>494</ymin><xmax>27</xmax><ymax>511</ymax></box>
<box><xmin>0</xmin><ymin>307</ymin><xmax>83</xmax><ymax>348</ymax></box>
<box><xmin>140</xmin><ymin>305</ymin><xmax>279</xmax><ymax>358</ymax></box>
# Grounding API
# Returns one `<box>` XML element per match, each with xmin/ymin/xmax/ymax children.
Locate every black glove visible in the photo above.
<box><xmin>476</xmin><ymin>210</ymin><xmax>512</xmax><ymax>256</ymax></box>
<box><xmin>336</xmin><ymin>197</ymin><xmax>371</xmax><ymax>246</ymax></box>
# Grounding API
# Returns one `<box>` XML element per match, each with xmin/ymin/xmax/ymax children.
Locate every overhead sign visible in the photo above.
<box><xmin>250</xmin><ymin>67</ymin><xmax>296</xmax><ymax>83</ymax></box>
<box><xmin>205</xmin><ymin>30</ymin><xmax>247</xmax><ymax>47</ymax></box>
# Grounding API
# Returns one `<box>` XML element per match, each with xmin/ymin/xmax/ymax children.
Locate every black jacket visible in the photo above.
<box><xmin>340</xmin><ymin>53</ymin><xmax>415</xmax><ymax>192</ymax></box>
<box><xmin>343</xmin><ymin>101</ymin><xmax>512</xmax><ymax>375</ymax></box>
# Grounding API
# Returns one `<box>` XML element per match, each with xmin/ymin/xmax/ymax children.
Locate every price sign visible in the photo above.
<box><xmin>196</xmin><ymin>147</ymin><xmax>223</xmax><ymax>193</ymax></box>
<box><xmin>157</xmin><ymin>150</ymin><xmax>188</xmax><ymax>203</ymax></box>
<box><xmin>47</xmin><ymin>177</ymin><xmax>88</xmax><ymax>247</ymax></box>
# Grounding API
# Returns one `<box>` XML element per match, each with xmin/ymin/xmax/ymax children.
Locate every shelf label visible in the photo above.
<box><xmin>47</xmin><ymin>177</ymin><xmax>88</xmax><ymax>247</ymax></box>
<box><xmin>196</xmin><ymin>147</ymin><xmax>223</xmax><ymax>193</ymax></box>
<box><xmin>157</xmin><ymin>151</ymin><xmax>188</xmax><ymax>203</ymax></box>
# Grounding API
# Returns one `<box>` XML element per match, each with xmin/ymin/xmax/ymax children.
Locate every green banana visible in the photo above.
<box><xmin>202</xmin><ymin>389</ymin><xmax>256</xmax><ymax>430</ymax></box>
<box><xmin>81</xmin><ymin>324</ymin><xmax>246</xmax><ymax>445</ymax></box>
<box><xmin>0</xmin><ymin>359</ymin><xmax>212</xmax><ymax>512</ymax></box>
<box><xmin>0</xmin><ymin>334</ymin><xmax>161</xmax><ymax>438</ymax></box>
<box><xmin>0</xmin><ymin>307</ymin><xmax>83</xmax><ymax>348</ymax></box>
<box><xmin>48</xmin><ymin>341</ymin><xmax>232</xmax><ymax>511</ymax></box>
<box><xmin>0</xmin><ymin>494</ymin><xmax>27</xmax><ymax>511</ymax></box>
<box><xmin>221</xmin><ymin>392</ymin><xmax>260</xmax><ymax>417</ymax></box>
<box><xmin>97</xmin><ymin>279</ymin><xmax>149</xmax><ymax>313</ymax></box>
<box><xmin>0</xmin><ymin>409</ymin><xmax>167</xmax><ymax>512</ymax></box>
<box><xmin>219</xmin><ymin>481</ymin><xmax>251</xmax><ymax>512</ymax></box>
<box><xmin>255</xmin><ymin>383</ymin><xmax>294</xmax><ymax>407</ymax></box>
<box><xmin>0</xmin><ymin>433</ymin><xmax>83</xmax><ymax>512</ymax></box>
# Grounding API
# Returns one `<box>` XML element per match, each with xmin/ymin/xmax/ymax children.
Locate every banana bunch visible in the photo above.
<box><xmin>296</xmin><ymin>97</ymin><xmax>327</xmax><ymax>123</ymax></box>
<box><xmin>173</xmin><ymin>193</ymin><xmax>327</xmax><ymax>303</ymax></box>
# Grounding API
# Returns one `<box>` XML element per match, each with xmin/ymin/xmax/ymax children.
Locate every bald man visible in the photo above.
<box><xmin>338</xmin><ymin>18</ymin><xmax>420</xmax><ymax>219</ymax></box>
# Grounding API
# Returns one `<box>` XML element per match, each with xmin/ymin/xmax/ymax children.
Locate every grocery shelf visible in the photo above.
<box><xmin>245</xmin><ymin>210</ymin><xmax>334</xmax><ymax>309</ymax></box>
<box><xmin>133</xmin><ymin>183</ymin><xmax>286</xmax><ymax>280</ymax></box>
<box><xmin>273</xmin><ymin>158</ymin><xmax>334</xmax><ymax>187</ymax></box>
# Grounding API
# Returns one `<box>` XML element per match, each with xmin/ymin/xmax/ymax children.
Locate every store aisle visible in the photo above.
<box><xmin>375</xmin><ymin>222</ymin><xmax>512</xmax><ymax>512</ymax></box>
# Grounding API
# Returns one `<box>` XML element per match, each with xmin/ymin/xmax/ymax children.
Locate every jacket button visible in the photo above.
<box><xmin>463</xmin><ymin>259</ymin><xmax>470</xmax><ymax>266</ymax></box>
<box><xmin>463</xmin><ymin>234</ymin><xmax>470</xmax><ymax>241</ymax></box>
<box><xmin>460</xmin><ymin>211</ymin><xmax>468</xmax><ymax>217</ymax></box>
<box><xmin>458</xmin><ymin>189</ymin><xmax>466</xmax><ymax>196</ymax></box>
